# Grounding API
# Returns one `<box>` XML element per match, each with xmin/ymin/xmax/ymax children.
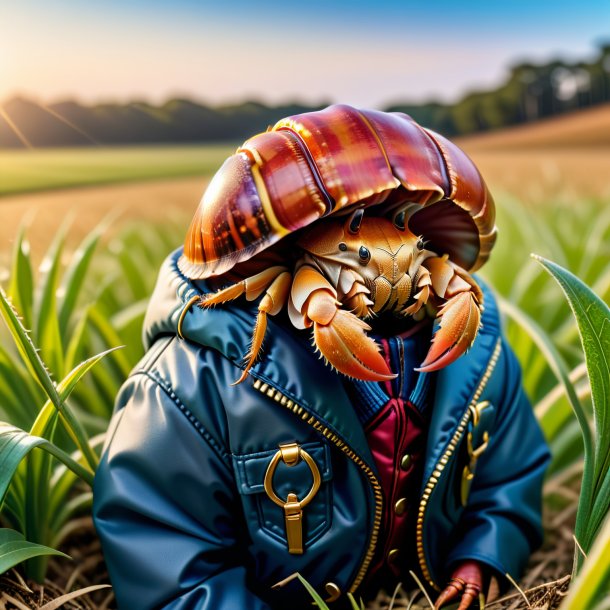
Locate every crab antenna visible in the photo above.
<box><xmin>348</xmin><ymin>209</ymin><xmax>364</xmax><ymax>234</ymax></box>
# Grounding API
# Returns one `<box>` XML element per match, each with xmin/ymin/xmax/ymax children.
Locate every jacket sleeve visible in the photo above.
<box><xmin>93</xmin><ymin>371</ymin><xmax>272</xmax><ymax>610</ymax></box>
<box><xmin>445</xmin><ymin>336</ymin><xmax>551</xmax><ymax>586</ymax></box>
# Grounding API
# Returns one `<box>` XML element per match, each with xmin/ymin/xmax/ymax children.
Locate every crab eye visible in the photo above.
<box><xmin>359</xmin><ymin>246</ymin><xmax>371</xmax><ymax>264</ymax></box>
<box><xmin>394</xmin><ymin>210</ymin><xmax>406</xmax><ymax>230</ymax></box>
<box><xmin>338</xmin><ymin>242</ymin><xmax>348</xmax><ymax>252</ymax></box>
<box><xmin>416</xmin><ymin>238</ymin><xmax>425</xmax><ymax>251</ymax></box>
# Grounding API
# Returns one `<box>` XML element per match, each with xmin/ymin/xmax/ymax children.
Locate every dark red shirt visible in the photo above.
<box><xmin>344</xmin><ymin>321</ymin><xmax>434</xmax><ymax>593</ymax></box>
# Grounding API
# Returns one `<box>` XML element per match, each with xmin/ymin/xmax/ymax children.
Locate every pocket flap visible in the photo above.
<box><xmin>233</xmin><ymin>442</ymin><xmax>332</xmax><ymax>497</ymax></box>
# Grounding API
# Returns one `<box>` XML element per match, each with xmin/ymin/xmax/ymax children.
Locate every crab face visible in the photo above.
<box><xmin>298</xmin><ymin>214</ymin><xmax>430</xmax><ymax>314</ymax></box>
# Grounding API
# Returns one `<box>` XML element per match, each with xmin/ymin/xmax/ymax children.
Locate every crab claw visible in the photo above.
<box><xmin>313</xmin><ymin>308</ymin><xmax>396</xmax><ymax>381</ymax></box>
<box><xmin>290</xmin><ymin>265</ymin><xmax>395</xmax><ymax>381</ymax></box>
<box><xmin>417</xmin><ymin>291</ymin><xmax>481</xmax><ymax>372</ymax></box>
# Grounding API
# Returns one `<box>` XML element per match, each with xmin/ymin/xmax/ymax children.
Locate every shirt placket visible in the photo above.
<box><xmin>362</xmin><ymin>335</ymin><xmax>429</xmax><ymax>584</ymax></box>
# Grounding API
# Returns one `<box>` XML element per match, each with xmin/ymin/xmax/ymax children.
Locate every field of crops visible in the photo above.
<box><xmin>0</xmin><ymin>145</ymin><xmax>235</xmax><ymax>196</ymax></box>
<box><xmin>0</xmin><ymin>142</ymin><xmax>608</xmax><ymax>609</ymax></box>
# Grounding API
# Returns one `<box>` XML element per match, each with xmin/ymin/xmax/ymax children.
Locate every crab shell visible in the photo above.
<box><xmin>178</xmin><ymin>104</ymin><xmax>496</xmax><ymax>280</ymax></box>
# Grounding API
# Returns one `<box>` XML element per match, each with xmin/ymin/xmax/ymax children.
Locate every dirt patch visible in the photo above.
<box><xmin>457</xmin><ymin>103</ymin><xmax>610</xmax><ymax>150</ymax></box>
<box><xmin>0</xmin><ymin>176</ymin><xmax>207</xmax><ymax>266</ymax></box>
<box><xmin>464</xmin><ymin>149</ymin><xmax>610</xmax><ymax>203</ymax></box>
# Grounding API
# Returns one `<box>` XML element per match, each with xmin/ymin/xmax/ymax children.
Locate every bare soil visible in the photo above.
<box><xmin>457</xmin><ymin>103</ymin><xmax>610</xmax><ymax>150</ymax></box>
<box><xmin>0</xmin><ymin>177</ymin><xmax>207</xmax><ymax>266</ymax></box>
<box><xmin>463</xmin><ymin>149</ymin><xmax>610</xmax><ymax>203</ymax></box>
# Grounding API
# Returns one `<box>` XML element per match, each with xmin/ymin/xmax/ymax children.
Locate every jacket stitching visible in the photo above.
<box><xmin>231</xmin><ymin>441</ymin><xmax>326</xmax><ymax>461</ymax></box>
<box><xmin>136</xmin><ymin>369</ymin><xmax>232</xmax><ymax>467</ymax></box>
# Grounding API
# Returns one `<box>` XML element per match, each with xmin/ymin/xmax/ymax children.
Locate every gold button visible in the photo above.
<box><xmin>395</xmin><ymin>498</ymin><xmax>408</xmax><ymax>515</ymax></box>
<box><xmin>400</xmin><ymin>454</ymin><xmax>412</xmax><ymax>470</ymax></box>
<box><xmin>325</xmin><ymin>582</ymin><xmax>341</xmax><ymax>602</ymax></box>
<box><xmin>387</xmin><ymin>548</ymin><xmax>400</xmax><ymax>563</ymax></box>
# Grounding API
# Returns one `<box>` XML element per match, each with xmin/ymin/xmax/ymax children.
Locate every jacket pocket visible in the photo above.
<box><xmin>232</xmin><ymin>441</ymin><xmax>333</xmax><ymax>550</ymax></box>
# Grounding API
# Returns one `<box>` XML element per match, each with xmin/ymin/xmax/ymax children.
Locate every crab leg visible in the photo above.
<box><xmin>198</xmin><ymin>266</ymin><xmax>289</xmax><ymax>306</ymax></box>
<box><xmin>199</xmin><ymin>266</ymin><xmax>291</xmax><ymax>383</ymax></box>
<box><xmin>401</xmin><ymin>265</ymin><xmax>432</xmax><ymax>319</ymax></box>
<box><xmin>417</xmin><ymin>256</ymin><xmax>483</xmax><ymax>372</ymax></box>
<box><xmin>290</xmin><ymin>265</ymin><xmax>395</xmax><ymax>381</ymax></box>
<box><xmin>339</xmin><ymin>268</ymin><xmax>374</xmax><ymax>318</ymax></box>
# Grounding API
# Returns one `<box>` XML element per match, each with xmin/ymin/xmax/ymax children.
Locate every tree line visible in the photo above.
<box><xmin>1</xmin><ymin>44</ymin><xmax>609</xmax><ymax>147</ymax></box>
<box><xmin>390</xmin><ymin>43</ymin><xmax>610</xmax><ymax>136</ymax></box>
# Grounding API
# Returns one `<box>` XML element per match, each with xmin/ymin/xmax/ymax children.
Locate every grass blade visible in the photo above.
<box><xmin>497</xmin><ymin>293</ymin><xmax>594</xmax><ymax>550</ymax></box>
<box><xmin>1</xmin><ymin>286</ymin><xmax>115</xmax><ymax>472</ymax></box>
<box><xmin>45</xmin><ymin>346</ymin><xmax>122</xmax><ymax>431</ymax></box>
<box><xmin>24</xmin><ymin>413</ymin><xmax>57</xmax><ymax>581</ymax></box>
<box><xmin>589</xmin><ymin>472</ymin><xmax>610</xmax><ymax>545</ymax></box>
<box><xmin>0</xmin><ymin>287</ymin><xmax>60</xmax><ymax>407</ymax></box>
<box><xmin>32</xmin><ymin>347</ymin><xmax>121</xmax><ymax>470</ymax></box>
<box><xmin>497</xmin><ymin>295</ymin><xmax>591</xmax><ymax>452</ymax></box>
<box><xmin>34</xmin><ymin>224</ymin><xmax>67</xmax><ymax>377</ymax></box>
<box><xmin>560</xmin><ymin>514</ymin><xmax>610</xmax><ymax>610</ymax></box>
<box><xmin>295</xmin><ymin>573</ymin><xmax>330</xmax><ymax>609</ymax></box>
<box><xmin>534</xmin><ymin>256</ymin><xmax>610</xmax><ymax>502</ymax></box>
<box><xmin>7</xmin><ymin>225</ymin><xmax>34</xmax><ymax>330</ymax></box>
<box><xmin>0</xmin><ymin>528</ymin><xmax>68</xmax><ymax>575</ymax></box>
<box><xmin>38</xmin><ymin>584</ymin><xmax>112</xmax><ymax>610</ymax></box>
<box><xmin>63</xmin><ymin>309</ymin><xmax>90</xmax><ymax>378</ymax></box>
<box><xmin>58</xmin><ymin>229</ymin><xmax>102</xmax><ymax>337</ymax></box>
<box><xmin>0</xmin><ymin>424</ymin><xmax>94</xmax><ymax>503</ymax></box>
<box><xmin>87</xmin><ymin>305</ymin><xmax>132</xmax><ymax>378</ymax></box>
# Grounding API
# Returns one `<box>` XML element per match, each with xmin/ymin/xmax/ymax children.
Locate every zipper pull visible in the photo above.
<box><xmin>283</xmin><ymin>492</ymin><xmax>304</xmax><ymax>554</ymax></box>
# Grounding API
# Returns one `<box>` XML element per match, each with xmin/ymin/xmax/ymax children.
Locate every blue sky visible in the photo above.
<box><xmin>1</xmin><ymin>0</ymin><xmax>609</xmax><ymax>107</ymax></box>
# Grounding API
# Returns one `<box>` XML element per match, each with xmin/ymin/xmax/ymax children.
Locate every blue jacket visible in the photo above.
<box><xmin>93</xmin><ymin>249</ymin><xmax>550</xmax><ymax>610</ymax></box>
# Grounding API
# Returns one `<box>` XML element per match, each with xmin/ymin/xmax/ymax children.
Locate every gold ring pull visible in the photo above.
<box><xmin>263</xmin><ymin>443</ymin><xmax>322</xmax><ymax>554</ymax></box>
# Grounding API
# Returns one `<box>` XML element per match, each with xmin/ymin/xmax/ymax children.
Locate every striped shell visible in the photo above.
<box><xmin>179</xmin><ymin>104</ymin><xmax>496</xmax><ymax>279</ymax></box>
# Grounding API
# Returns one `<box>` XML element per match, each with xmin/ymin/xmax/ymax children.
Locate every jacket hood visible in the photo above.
<box><xmin>144</xmin><ymin>247</ymin><xmax>221</xmax><ymax>350</ymax></box>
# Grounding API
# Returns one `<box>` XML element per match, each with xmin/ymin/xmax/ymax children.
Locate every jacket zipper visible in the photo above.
<box><xmin>252</xmin><ymin>378</ymin><xmax>384</xmax><ymax>593</ymax></box>
<box><xmin>415</xmin><ymin>337</ymin><xmax>502</xmax><ymax>590</ymax></box>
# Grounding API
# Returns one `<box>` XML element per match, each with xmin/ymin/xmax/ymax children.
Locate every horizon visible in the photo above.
<box><xmin>2</xmin><ymin>1</ymin><xmax>610</xmax><ymax>109</ymax></box>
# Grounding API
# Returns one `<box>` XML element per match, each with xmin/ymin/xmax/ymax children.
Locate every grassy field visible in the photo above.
<box><xmin>2</xmin><ymin>141</ymin><xmax>610</xmax><ymax>264</ymax></box>
<box><xmin>0</xmin><ymin>122</ymin><xmax>609</xmax><ymax>608</ymax></box>
<box><xmin>2</xmin><ymin>103</ymin><xmax>610</xmax><ymax>198</ymax></box>
<box><xmin>0</xmin><ymin>144</ymin><xmax>235</xmax><ymax>196</ymax></box>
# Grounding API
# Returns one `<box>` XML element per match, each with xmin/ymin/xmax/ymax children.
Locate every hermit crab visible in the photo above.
<box><xmin>178</xmin><ymin>104</ymin><xmax>496</xmax><ymax>383</ymax></box>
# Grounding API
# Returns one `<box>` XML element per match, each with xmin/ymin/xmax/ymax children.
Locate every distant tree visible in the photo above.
<box><xmin>3</xmin><ymin>44</ymin><xmax>610</xmax><ymax>147</ymax></box>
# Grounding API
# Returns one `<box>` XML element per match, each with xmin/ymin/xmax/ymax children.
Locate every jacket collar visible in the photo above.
<box><xmin>149</xmin><ymin>249</ymin><xmax>500</xmax><ymax>474</ymax></box>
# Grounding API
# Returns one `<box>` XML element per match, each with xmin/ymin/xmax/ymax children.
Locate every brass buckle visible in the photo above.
<box><xmin>264</xmin><ymin>443</ymin><xmax>321</xmax><ymax>554</ymax></box>
<box><xmin>468</xmin><ymin>400</ymin><xmax>490</xmax><ymax>427</ymax></box>
<box><xmin>461</xmin><ymin>430</ymin><xmax>490</xmax><ymax>506</ymax></box>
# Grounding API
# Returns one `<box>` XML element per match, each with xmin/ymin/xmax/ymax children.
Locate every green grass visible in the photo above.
<box><xmin>0</xmin><ymin>216</ymin><xmax>185</xmax><ymax>581</ymax></box>
<box><xmin>0</xmin><ymin>181</ymin><xmax>608</xmax><ymax>607</ymax></box>
<box><xmin>0</xmin><ymin>145</ymin><xmax>236</xmax><ymax>196</ymax></box>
